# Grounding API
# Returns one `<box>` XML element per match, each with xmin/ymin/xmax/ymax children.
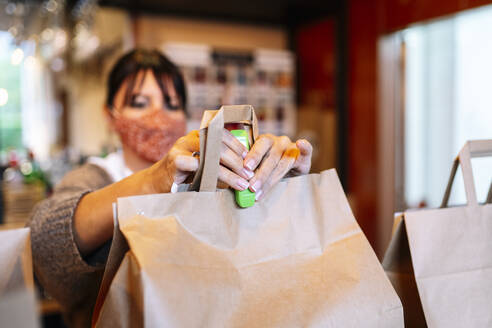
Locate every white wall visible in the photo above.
<box><xmin>68</xmin><ymin>10</ymin><xmax>288</xmax><ymax>155</ymax></box>
<box><xmin>68</xmin><ymin>7</ymin><xmax>133</xmax><ymax>155</ymax></box>
<box><xmin>134</xmin><ymin>15</ymin><xmax>288</xmax><ymax>50</ymax></box>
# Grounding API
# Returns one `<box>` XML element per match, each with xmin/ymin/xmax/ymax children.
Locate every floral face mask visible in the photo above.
<box><xmin>112</xmin><ymin>109</ymin><xmax>186</xmax><ymax>163</ymax></box>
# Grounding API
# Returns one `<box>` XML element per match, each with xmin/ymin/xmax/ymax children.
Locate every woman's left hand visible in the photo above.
<box><xmin>243</xmin><ymin>134</ymin><xmax>313</xmax><ymax>201</ymax></box>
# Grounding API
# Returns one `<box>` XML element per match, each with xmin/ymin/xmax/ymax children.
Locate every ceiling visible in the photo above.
<box><xmin>97</xmin><ymin>0</ymin><xmax>343</xmax><ymax>26</ymax></box>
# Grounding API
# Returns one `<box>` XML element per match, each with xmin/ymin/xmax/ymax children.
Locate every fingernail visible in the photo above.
<box><xmin>242</xmin><ymin>151</ymin><xmax>248</xmax><ymax>159</ymax></box>
<box><xmin>243</xmin><ymin>168</ymin><xmax>254</xmax><ymax>179</ymax></box>
<box><xmin>255</xmin><ymin>189</ymin><xmax>263</xmax><ymax>200</ymax></box>
<box><xmin>237</xmin><ymin>179</ymin><xmax>249</xmax><ymax>191</ymax></box>
<box><xmin>251</xmin><ymin>180</ymin><xmax>262</xmax><ymax>192</ymax></box>
<box><xmin>245</xmin><ymin>159</ymin><xmax>255</xmax><ymax>171</ymax></box>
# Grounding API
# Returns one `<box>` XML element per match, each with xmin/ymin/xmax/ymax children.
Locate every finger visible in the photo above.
<box><xmin>256</xmin><ymin>146</ymin><xmax>299</xmax><ymax>201</ymax></box>
<box><xmin>222</xmin><ymin>129</ymin><xmax>249</xmax><ymax>158</ymax></box>
<box><xmin>296</xmin><ymin>139</ymin><xmax>313</xmax><ymax>156</ymax></box>
<box><xmin>248</xmin><ymin>137</ymin><xmax>291</xmax><ymax>193</ymax></box>
<box><xmin>220</xmin><ymin>145</ymin><xmax>254</xmax><ymax>180</ymax></box>
<box><xmin>244</xmin><ymin>134</ymin><xmax>275</xmax><ymax>171</ymax></box>
<box><xmin>218</xmin><ymin>165</ymin><xmax>250</xmax><ymax>191</ymax></box>
<box><xmin>171</xmin><ymin>151</ymin><xmax>200</xmax><ymax>185</ymax></box>
<box><xmin>292</xmin><ymin>139</ymin><xmax>312</xmax><ymax>174</ymax></box>
<box><xmin>272</xmin><ymin>146</ymin><xmax>299</xmax><ymax>181</ymax></box>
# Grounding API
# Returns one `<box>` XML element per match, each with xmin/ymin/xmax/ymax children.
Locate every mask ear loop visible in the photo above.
<box><xmin>107</xmin><ymin>105</ymin><xmax>122</xmax><ymax>119</ymax></box>
<box><xmin>103</xmin><ymin>106</ymin><xmax>121</xmax><ymax>154</ymax></box>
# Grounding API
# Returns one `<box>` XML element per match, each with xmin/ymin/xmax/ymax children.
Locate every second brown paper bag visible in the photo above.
<box><xmin>383</xmin><ymin>140</ymin><xmax>492</xmax><ymax>328</ymax></box>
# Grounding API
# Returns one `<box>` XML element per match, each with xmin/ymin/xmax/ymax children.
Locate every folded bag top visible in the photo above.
<box><xmin>190</xmin><ymin>104</ymin><xmax>259</xmax><ymax>192</ymax></box>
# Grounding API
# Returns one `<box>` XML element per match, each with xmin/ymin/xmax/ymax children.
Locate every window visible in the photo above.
<box><xmin>0</xmin><ymin>32</ymin><xmax>23</xmax><ymax>153</ymax></box>
<box><xmin>403</xmin><ymin>5</ymin><xmax>492</xmax><ymax>208</ymax></box>
<box><xmin>0</xmin><ymin>31</ymin><xmax>59</xmax><ymax>163</ymax></box>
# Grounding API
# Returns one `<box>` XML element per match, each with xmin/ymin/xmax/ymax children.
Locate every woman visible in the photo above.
<box><xmin>29</xmin><ymin>49</ymin><xmax>312</xmax><ymax>327</ymax></box>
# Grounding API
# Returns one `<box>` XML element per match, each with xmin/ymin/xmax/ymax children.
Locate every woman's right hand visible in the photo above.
<box><xmin>73</xmin><ymin>129</ymin><xmax>253</xmax><ymax>255</ymax></box>
<box><xmin>145</xmin><ymin>129</ymin><xmax>255</xmax><ymax>193</ymax></box>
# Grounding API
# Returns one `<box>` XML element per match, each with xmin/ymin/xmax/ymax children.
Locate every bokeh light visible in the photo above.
<box><xmin>0</xmin><ymin>88</ymin><xmax>8</xmax><ymax>107</ymax></box>
<box><xmin>10</xmin><ymin>48</ymin><xmax>24</xmax><ymax>65</ymax></box>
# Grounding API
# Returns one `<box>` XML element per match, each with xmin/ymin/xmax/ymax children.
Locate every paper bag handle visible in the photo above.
<box><xmin>441</xmin><ymin>139</ymin><xmax>492</xmax><ymax>207</ymax></box>
<box><xmin>190</xmin><ymin>105</ymin><xmax>259</xmax><ymax>192</ymax></box>
<box><xmin>487</xmin><ymin>182</ymin><xmax>492</xmax><ymax>204</ymax></box>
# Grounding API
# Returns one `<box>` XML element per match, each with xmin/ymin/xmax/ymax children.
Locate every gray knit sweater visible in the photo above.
<box><xmin>29</xmin><ymin>164</ymin><xmax>114</xmax><ymax>328</ymax></box>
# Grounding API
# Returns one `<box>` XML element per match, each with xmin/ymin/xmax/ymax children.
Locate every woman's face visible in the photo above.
<box><xmin>111</xmin><ymin>69</ymin><xmax>186</xmax><ymax>122</ymax></box>
<box><xmin>108</xmin><ymin>69</ymin><xmax>188</xmax><ymax>164</ymax></box>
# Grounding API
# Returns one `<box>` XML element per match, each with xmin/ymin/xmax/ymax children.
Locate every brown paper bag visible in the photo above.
<box><xmin>0</xmin><ymin>227</ymin><xmax>39</xmax><ymax>328</ymax></box>
<box><xmin>383</xmin><ymin>139</ymin><xmax>492</xmax><ymax>327</ymax></box>
<box><xmin>94</xmin><ymin>105</ymin><xmax>403</xmax><ymax>327</ymax></box>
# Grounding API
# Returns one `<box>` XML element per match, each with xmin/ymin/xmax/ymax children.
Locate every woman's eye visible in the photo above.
<box><xmin>167</xmin><ymin>103</ymin><xmax>180</xmax><ymax>110</ymax></box>
<box><xmin>164</xmin><ymin>94</ymin><xmax>180</xmax><ymax>111</ymax></box>
<box><xmin>130</xmin><ymin>95</ymin><xmax>150</xmax><ymax>109</ymax></box>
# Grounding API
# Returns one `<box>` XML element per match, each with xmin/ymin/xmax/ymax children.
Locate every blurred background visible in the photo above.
<box><xmin>0</xmin><ymin>0</ymin><xmax>491</xmax><ymax>325</ymax></box>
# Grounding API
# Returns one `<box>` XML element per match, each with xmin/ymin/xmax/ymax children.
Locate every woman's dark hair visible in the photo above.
<box><xmin>106</xmin><ymin>49</ymin><xmax>187</xmax><ymax>114</ymax></box>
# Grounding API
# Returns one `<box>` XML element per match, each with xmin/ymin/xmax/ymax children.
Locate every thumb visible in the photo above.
<box><xmin>173</xmin><ymin>154</ymin><xmax>199</xmax><ymax>184</ymax></box>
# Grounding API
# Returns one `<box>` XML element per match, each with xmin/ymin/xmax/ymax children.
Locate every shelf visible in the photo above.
<box><xmin>39</xmin><ymin>299</ymin><xmax>62</xmax><ymax>315</ymax></box>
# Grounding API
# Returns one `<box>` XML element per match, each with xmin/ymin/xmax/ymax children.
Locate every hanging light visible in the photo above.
<box><xmin>11</xmin><ymin>48</ymin><xmax>24</xmax><ymax>65</ymax></box>
<box><xmin>41</xmin><ymin>28</ymin><xmax>54</xmax><ymax>42</ymax></box>
<box><xmin>44</xmin><ymin>0</ymin><xmax>59</xmax><ymax>13</ymax></box>
<box><xmin>5</xmin><ymin>2</ymin><xmax>16</xmax><ymax>15</ymax></box>
<box><xmin>13</xmin><ymin>2</ymin><xmax>25</xmax><ymax>16</ymax></box>
<box><xmin>53</xmin><ymin>29</ymin><xmax>67</xmax><ymax>49</ymax></box>
<box><xmin>0</xmin><ymin>88</ymin><xmax>8</xmax><ymax>107</ymax></box>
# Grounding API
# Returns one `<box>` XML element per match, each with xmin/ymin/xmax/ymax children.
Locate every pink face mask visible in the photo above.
<box><xmin>112</xmin><ymin>110</ymin><xmax>186</xmax><ymax>163</ymax></box>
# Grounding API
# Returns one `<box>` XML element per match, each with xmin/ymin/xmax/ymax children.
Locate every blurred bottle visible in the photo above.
<box><xmin>2</xmin><ymin>149</ymin><xmax>49</xmax><ymax>224</ymax></box>
<box><xmin>21</xmin><ymin>150</ymin><xmax>51</xmax><ymax>192</ymax></box>
<box><xmin>3</xmin><ymin>150</ymin><xmax>23</xmax><ymax>184</ymax></box>
<box><xmin>275</xmin><ymin>103</ymin><xmax>285</xmax><ymax>135</ymax></box>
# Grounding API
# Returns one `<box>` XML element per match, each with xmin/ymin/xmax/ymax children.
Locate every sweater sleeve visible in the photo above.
<box><xmin>28</xmin><ymin>164</ymin><xmax>114</xmax><ymax>315</ymax></box>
